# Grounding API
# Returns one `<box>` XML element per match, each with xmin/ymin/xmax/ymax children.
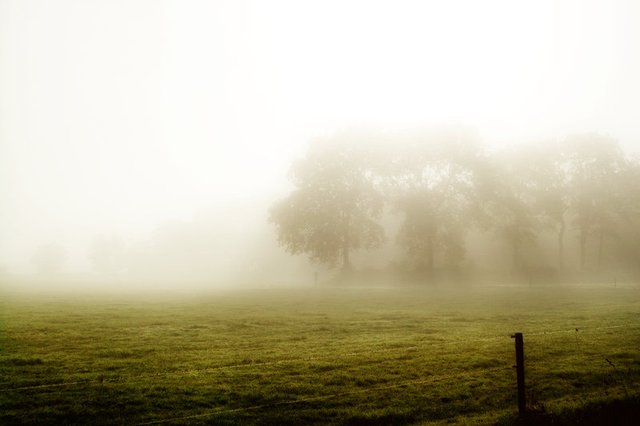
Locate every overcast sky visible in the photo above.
<box><xmin>1</xmin><ymin>0</ymin><xmax>640</xmax><ymax>273</ymax></box>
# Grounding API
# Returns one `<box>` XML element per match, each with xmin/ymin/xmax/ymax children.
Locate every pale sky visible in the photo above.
<box><xmin>1</xmin><ymin>0</ymin><xmax>639</xmax><ymax>273</ymax></box>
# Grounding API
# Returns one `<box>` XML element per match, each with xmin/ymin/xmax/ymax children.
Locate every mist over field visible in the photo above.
<box><xmin>3</xmin><ymin>3</ymin><xmax>640</xmax><ymax>424</ymax></box>
<box><xmin>2</xmin><ymin>0</ymin><xmax>640</xmax><ymax>292</ymax></box>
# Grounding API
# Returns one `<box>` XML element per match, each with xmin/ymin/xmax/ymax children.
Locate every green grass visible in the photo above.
<box><xmin>1</xmin><ymin>284</ymin><xmax>639</xmax><ymax>424</ymax></box>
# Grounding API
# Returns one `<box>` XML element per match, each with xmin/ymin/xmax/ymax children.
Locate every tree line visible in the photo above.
<box><xmin>269</xmin><ymin>128</ymin><xmax>640</xmax><ymax>282</ymax></box>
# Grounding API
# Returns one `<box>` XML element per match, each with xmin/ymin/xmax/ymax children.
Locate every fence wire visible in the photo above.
<box><xmin>2</xmin><ymin>322</ymin><xmax>639</xmax><ymax>425</ymax></box>
<box><xmin>0</xmin><ymin>331</ymin><xmax>516</xmax><ymax>393</ymax></box>
<box><xmin>137</xmin><ymin>363</ymin><xmax>513</xmax><ymax>425</ymax></box>
<box><xmin>138</xmin><ymin>323</ymin><xmax>640</xmax><ymax>426</ymax></box>
<box><xmin>2</xmin><ymin>323</ymin><xmax>637</xmax><ymax>394</ymax></box>
<box><xmin>521</xmin><ymin>324</ymin><xmax>640</xmax><ymax>399</ymax></box>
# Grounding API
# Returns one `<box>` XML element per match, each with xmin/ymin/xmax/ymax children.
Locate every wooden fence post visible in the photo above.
<box><xmin>511</xmin><ymin>332</ymin><xmax>526</xmax><ymax>415</ymax></box>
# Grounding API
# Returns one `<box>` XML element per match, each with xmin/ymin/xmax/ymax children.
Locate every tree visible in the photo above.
<box><xmin>512</xmin><ymin>140</ymin><xmax>571</xmax><ymax>271</ymax></box>
<box><xmin>390</xmin><ymin>128</ymin><xmax>480</xmax><ymax>272</ymax></box>
<box><xmin>479</xmin><ymin>148</ymin><xmax>544</xmax><ymax>271</ymax></box>
<box><xmin>563</xmin><ymin>134</ymin><xmax>627</xmax><ymax>270</ymax></box>
<box><xmin>609</xmin><ymin>157</ymin><xmax>640</xmax><ymax>271</ymax></box>
<box><xmin>269</xmin><ymin>132</ymin><xmax>384</xmax><ymax>271</ymax></box>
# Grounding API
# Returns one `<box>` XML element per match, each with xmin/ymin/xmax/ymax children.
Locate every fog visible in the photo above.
<box><xmin>2</xmin><ymin>0</ymin><xmax>640</xmax><ymax>290</ymax></box>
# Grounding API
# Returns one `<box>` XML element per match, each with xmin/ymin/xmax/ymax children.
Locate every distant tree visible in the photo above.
<box><xmin>269</xmin><ymin>132</ymin><xmax>384</xmax><ymax>271</ymax></box>
<box><xmin>540</xmin><ymin>155</ymin><xmax>571</xmax><ymax>272</ymax></box>
<box><xmin>31</xmin><ymin>243</ymin><xmax>67</xmax><ymax>275</ymax></box>
<box><xmin>563</xmin><ymin>134</ymin><xmax>627</xmax><ymax>269</ymax></box>
<box><xmin>609</xmin><ymin>157</ymin><xmax>640</xmax><ymax>270</ymax></box>
<box><xmin>88</xmin><ymin>235</ymin><xmax>125</xmax><ymax>275</ymax></box>
<box><xmin>479</xmin><ymin>148</ymin><xmax>544</xmax><ymax>271</ymax></box>
<box><xmin>390</xmin><ymin>128</ymin><xmax>481</xmax><ymax>272</ymax></box>
<box><xmin>480</xmin><ymin>136</ymin><xmax>636</xmax><ymax>274</ymax></box>
<box><xmin>509</xmin><ymin>141</ymin><xmax>571</xmax><ymax>271</ymax></box>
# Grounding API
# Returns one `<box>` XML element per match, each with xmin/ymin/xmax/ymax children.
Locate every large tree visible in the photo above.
<box><xmin>390</xmin><ymin>128</ymin><xmax>480</xmax><ymax>272</ymax></box>
<box><xmin>609</xmin><ymin>157</ymin><xmax>640</xmax><ymax>271</ymax></box>
<box><xmin>563</xmin><ymin>134</ymin><xmax>627</xmax><ymax>270</ymax></box>
<box><xmin>510</xmin><ymin>141</ymin><xmax>571</xmax><ymax>271</ymax></box>
<box><xmin>269</xmin><ymin>132</ymin><xmax>384</xmax><ymax>271</ymax></box>
<box><xmin>479</xmin><ymin>147</ymin><xmax>544</xmax><ymax>271</ymax></box>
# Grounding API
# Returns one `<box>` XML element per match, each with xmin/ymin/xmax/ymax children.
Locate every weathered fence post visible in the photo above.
<box><xmin>511</xmin><ymin>332</ymin><xmax>526</xmax><ymax>415</ymax></box>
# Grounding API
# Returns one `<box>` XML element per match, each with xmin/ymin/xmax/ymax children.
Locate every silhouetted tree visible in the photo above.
<box><xmin>269</xmin><ymin>132</ymin><xmax>384</xmax><ymax>271</ymax></box>
<box><xmin>390</xmin><ymin>128</ymin><xmax>480</xmax><ymax>272</ymax></box>
<box><xmin>564</xmin><ymin>134</ymin><xmax>627</xmax><ymax>269</ymax></box>
<box><xmin>270</xmin><ymin>128</ymin><xmax>640</xmax><ymax>282</ymax></box>
<box><xmin>513</xmin><ymin>141</ymin><xmax>571</xmax><ymax>271</ymax></box>
<box><xmin>608</xmin><ymin>157</ymin><xmax>640</xmax><ymax>271</ymax></box>
<box><xmin>480</xmin><ymin>148</ymin><xmax>543</xmax><ymax>270</ymax></box>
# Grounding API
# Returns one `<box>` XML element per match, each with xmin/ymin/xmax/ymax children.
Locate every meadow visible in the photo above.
<box><xmin>1</xmin><ymin>284</ymin><xmax>639</xmax><ymax>425</ymax></box>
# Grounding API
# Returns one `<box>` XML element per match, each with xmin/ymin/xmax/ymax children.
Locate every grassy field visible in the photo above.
<box><xmin>1</xmin><ymin>284</ymin><xmax>640</xmax><ymax>425</ymax></box>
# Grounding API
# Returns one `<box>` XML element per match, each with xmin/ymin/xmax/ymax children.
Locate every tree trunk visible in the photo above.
<box><xmin>580</xmin><ymin>228</ymin><xmax>587</xmax><ymax>270</ymax></box>
<box><xmin>342</xmin><ymin>233</ymin><xmax>351</xmax><ymax>272</ymax></box>
<box><xmin>341</xmin><ymin>213</ymin><xmax>351</xmax><ymax>273</ymax></box>
<box><xmin>597</xmin><ymin>228</ymin><xmax>604</xmax><ymax>269</ymax></box>
<box><xmin>557</xmin><ymin>219</ymin><xmax>565</xmax><ymax>271</ymax></box>
<box><xmin>512</xmin><ymin>238</ymin><xmax>520</xmax><ymax>271</ymax></box>
<box><xmin>426</xmin><ymin>234</ymin><xmax>434</xmax><ymax>272</ymax></box>
<box><xmin>342</xmin><ymin>243</ymin><xmax>350</xmax><ymax>272</ymax></box>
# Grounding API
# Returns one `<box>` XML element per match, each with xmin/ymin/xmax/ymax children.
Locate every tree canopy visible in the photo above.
<box><xmin>390</xmin><ymin>128</ymin><xmax>481</xmax><ymax>271</ymax></box>
<box><xmin>270</xmin><ymin>129</ymin><xmax>640</xmax><ymax>282</ymax></box>
<box><xmin>269</xmin><ymin>132</ymin><xmax>384</xmax><ymax>270</ymax></box>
